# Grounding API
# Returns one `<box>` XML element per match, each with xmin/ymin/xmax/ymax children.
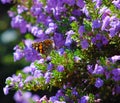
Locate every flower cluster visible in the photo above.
<box><xmin>2</xmin><ymin>0</ymin><xmax>120</xmax><ymax>102</ymax></box>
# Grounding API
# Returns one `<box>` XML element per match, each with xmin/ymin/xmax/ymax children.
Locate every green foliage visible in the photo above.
<box><xmin>88</xmin><ymin>93</ymin><xmax>95</xmax><ymax>103</ymax></box>
<box><xmin>25</xmin><ymin>33</ymin><xmax>34</xmax><ymax>40</ymax></box>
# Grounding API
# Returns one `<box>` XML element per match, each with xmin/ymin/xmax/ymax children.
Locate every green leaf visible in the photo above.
<box><xmin>25</xmin><ymin>33</ymin><xmax>34</xmax><ymax>40</ymax></box>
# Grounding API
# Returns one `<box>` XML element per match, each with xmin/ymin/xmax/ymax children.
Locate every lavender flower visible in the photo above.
<box><xmin>45</xmin><ymin>23</ymin><xmax>57</xmax><ymax>34</ymax></box>
<box><xmin>80</xmin><ymin>39</ymin><xmax>89</xmax><ymax>49</ymax></box>
<box><xmin>17</xmin><ymin>5</ymin><xmax>28</xmax><ymax>14</ymax></box>
<box><xmin>3</xmin><ymin>85</ymin><xmax>9</xmax><ymax>95</ymax></box>
<box><xmin>95</xmin><ymin>78</ymin><xmax>103</xmax><ymax>88</ymax></box>
<box><xmin>49</xmin><ymin>96</ymin><xmax>59</xmax><ymax>102</ymax></box>
<box><xmin>93</xmin><ymin>0</ymin><xmax>102</xmax><ymax>8</ymax></box>
<box><xmin>101</xmin><ymin>16</ymin><xmax>110</xmax><ymax>30</ymax></box>
<box><xmin>53</xmin><ymin>33</ymin><xmax>65</xmax><ymax>49</ymax></box>
<box><xmin>78</xmin><ymin>26</ymin><xmax>85</xmax><ymax>36</ymax></box>
<box><xmin>76</xmin><ymin>0</ymin><xmax>85</xmax><ymax>8</ymax></box>
<box><xmin>65</xmin><ymin>30</ymin><xmax>75</xmax><ymax>47</ymax></box>
<box><xmin>1</xmin><ymin>0</ymin><xmax>12</xmax><ymax>4</ymax></box>
<box><xmin>74</xmin><ymin>56</ymin><xmax>81</xmax><ymax>63</ymax></box>
<box><xmin>14</xmin><ymin>90</ymin><xmax>31</xmax><ymax>103</ymax></box>
<box><xmin>112</xmin><ymin>0</ymin><xmax>120</xmax><ymax>9</ymax></box>
<box><xmin>57</xmin><ymin>65</ymin><xmax>64</xmax><ymax>72</ymax></box>
<box><xmin>11</xmin><ymin>15</ymin><xmax>27</xmax><ymax>33</ymax></box>
<box><xmin>13</xmin><ymin>49</ymin><xmax>24</xmax><ymax>62</ymax></box>
<box><xmin>24</xmin><ymin>76</ymin><xmax>34</xmax><ymax>83</ymax></box>
<box><xmin>72</xmin><ymin>88</ymin><xmax>78</xmax><ymax>96</ymax></box>
<box><xmin>63</xmin><ymin>0</ymin><xmax>75</xmax><ymax>6</ymax></box>
<box><xmin>112</xmin><ymin>68</ymin><xmax>120</xmax><ymax>81</ymax></box>
<box><xmin>47</xmin><ymin>63</ymin><xmax>53</xmax><ymax>71</ymax></box>
<box><xmin>99</xmin><ymin>6</ymin><xmax>111</xmax><ymax>20</ymax></box>
<box><xmin>30</xmin><ymin>2</ymin><xmax>43</xmax><ymax>16</ymax></box>
<box><xmin>92</xmin><ymin>20</ymin><xmax>101</xmax><ymax>29</ymax></box>
<box><xmin>80</xmin><ymin>96</ymin><xmax>89</xmax><ymax>103</ymax></box>
<box><xmin>34</xmin><ymin>70</ymin><xmax>43</xmax><ymax>78</ymax></box>
<box><xmin>109</xmin><ymin>55</ymin><xmax>120</xmax><ymax>63</ymax></box>
<box><xmin>87</xmin><ymin>65</ymin><xmax>93</xmax><ymax>74</ymax></box>
<box><xmin>72</xmin><ymin>9</ymin><xmax>82</xmax><ymax>16</ymax></box>
<box><xmin>92</xmin><ymin>64</ymin><xmax>104</xmax><ymax>75</ymax></box>
<box><xmin>44</xmin><ymin>72</ymin><xmax>52</xmax><ymax>84</ymax></box>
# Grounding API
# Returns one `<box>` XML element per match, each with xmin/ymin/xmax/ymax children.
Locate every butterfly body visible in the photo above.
<box><xmin>32</xmin><ymin>39</ymin><xmax>54</xmax><ymax>55</ymax></box>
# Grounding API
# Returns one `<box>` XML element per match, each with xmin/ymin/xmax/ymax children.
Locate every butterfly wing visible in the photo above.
<box><xmin>32</xmin><ymin>39</ymin><xmax>54</xmax><ymax>55</ymax></box>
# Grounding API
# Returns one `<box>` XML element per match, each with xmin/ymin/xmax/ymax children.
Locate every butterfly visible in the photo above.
<box><xmin>32</xmin><ymin>39</ymin><xmax>54</xmax><ymax>55</ymax></box>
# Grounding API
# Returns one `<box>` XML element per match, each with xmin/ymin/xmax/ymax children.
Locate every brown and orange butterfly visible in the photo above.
<box><xmin>32</xmin><ymin>39</ymin><xmax>54</xmax><ymax>55</ymax></box>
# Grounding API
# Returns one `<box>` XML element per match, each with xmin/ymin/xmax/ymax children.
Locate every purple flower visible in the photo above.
<box><xmin>91</xmin><ymin>34</ymin><xmax>108</xmax><ymax>48</ymax></box>
<box><xmin>53</xmin><ymin>33</ymin><xmax>65</xmax><ymax>49</ymax></box>
<box><xmin>38</xmin><ymin>95</ymin><xmax>48</xmax><ymax>103</ymax></box>
<box><xmin>72</xmin><ymin>9</ymin><xmax>82</xmax><ymax>16</ymax></box>
<box><xmin>80</xmin><ymin>96</ymin><xmax>89</xmax><ymax>103</ymax></box>
<box><xmin>99</xmin><ymin>7</ymin><xmax>111</xmax><ymax>20</ymax></box>
<box><xmin>78</xmin><ymin>26</ymin><xmax>85</xmax><ymax>36</ymax></box>
<box><xmin>95</xmin><ymin>78</ymin><xmax>103</xmax><ymax>88</ymax></box>
<box><xmin>109</xmin><ymin>27</ymin><xmax>116</xmax><ymax>37</ymax></box>
<box><xmin>24</xmin><ymin>48</ymin><xmax>41</xmax><ymax>62</ymax></box>
<box><xmin>109</xmin><ymin>16</ymin><xmax>120</xmax><ymax>37</ymax></box>
<box><xmin>112</xmin><ymin>68</ymin><xmax>120</xmax><ymax>77</ymax></box>
<box><xmin>57</xmin><ymin>48</ymin><xmax>65</xmax><ymax>55</ymax></box>
<box><xmin>56</xmin><ymin>89</ymin><xmax>64</xmax><ymax>97</ymax></box>
<box><xmin>47</xmin><ymin>63</ymin><xmax>53</xmax><ymax>71</ymax></box>
<box><xmin>44</xmin><ymin>72</ymin><xmax>52</xmax><ymax>84</ymax></box>
<box><xmin>80</xmin><ymin>39</ymin><xmax>89</xmax><ymax>49</ymax></box>
<box><xmin>74</xmin><ymin>56</ymin><xmax>81</xmax><ymax>63</ymax></box>
<box><xmin>92</xmin><ymin>64</ymin><xmax>104</xmax><ymax>75</ymax></box>
<box><xmin>17</xmin><ymin>5</ymin><xmax>28</xmax><ymax>14</ymax></box>
<box><xmin>92</xmin><ymin>20</ymin><xmax>101</xmax><ymax>29</ymax></box>
<box><xmin>14</xmin><ymin>91</ymin><xmax>32</xmax><ymax>103</ymax></box>
<box><xmin>49</xmin><ymin>96</ymin><xmax>59</xmax><ymax>102</ymax></box>
<box><xmin>112</xmin><ymin>0</ymin><xmax>120</xmax><ymax>9</ymax></box>
<box><xmin>12</xmin><ymin>74</ymin><xmax>22</xmax><ymax>82</ymax></box>
<box><xmin>24</xmin><ymin>76</ymin><xmax>34</xmax><ymax>83</ymax></box>
<box><xmin>29</xmin><ymin>62</ymin><xmax>37</xmax><ymax>75</ymax></box>
<box><xmin>93</xmin><ymin>0</ymin><xmax>102</xmax><ymax>8</ymax></box>
<box><xmin>1</xmin><ymin>0</ymin><xmax>12</xmax><ymax>4</ymax></box>
<box><xmin>76</xmin><ymin>0</ymin><xmax>85</xmax><ymax>8</ymax></box>
<box><xmin>95</xmin><ymin>34</ymin><xmax>102</xmax><ymax>40</ymax></box>
<box><xmin>8</xmin><ymin>10</ymin><xmax>15</xmax><ymax>17</ymax></box>
<box><xmin>30</xmin><ymin>3</ymin><xmax>43</xmax><ymax>16</ymax></box>
<box><xmin>64</xmin><ymin>0</ymin><xmax>75</xmax><ymax>6</ymax></box>
<box><xmin>3</xmin><ymin>86</ymin><xmax>9</xmax><ymax>95</ymax></box>
<box><xmin>69</xmin><ymin>16</ymin><xmax>77</xmax><ymax>21</ymax></box>
<box><xmin>31</xmin><ymin>26</ymin><xmax>44</xmax><ymax>38</ymax></box>
<box><xmin>45</xmin><ymin>22</ymin><xmax>58</xmax><ymax>34</ymax></box>
<box><xmin>13</xmin><ymin>49</ymin><xmax>24</xmax><ymax>62</ymax></box>
<box><xmin>57</xmin><ymin>65</ymin><xmax>64</xmax><ymax>72</ymax></box>
<box><xmin>65</xmin><ymin>30</ymin><xmax>75</xmax><ymax>47</ymax></box>
<box><xmin>45</xmin><ymin>27</ymin><xmax>55</xmax><ymax>34</ymax></box>
<box><xmin>34</xmin><ymin>70</ymin><xmax>43</xmax><ymax>78</ymax></box>
<box><xmin>110</xmin><ymin>55</ymin><xmax>120</xmax><ymax>63</ymax></box>
<box><xmin>18</xmin><ymin>82</ymin><xmax>24</xmax><ymax>88</ymax></box>
<box><xmin>82</xmin><ymin>6</ymin><xmax>90</xmax><ymax>18</ymax></box>
<box><xmin>32</xmin><ymin>95</ymin><xmax>40</xmax><ymax>102</ymax></box>
<box><xmin>101</xmin><ymin>35</ymin><xmax>108</xmax><ymax>45</ymax></box>
<box><xmin>72</xmin><ymin>88</ymin><xmax>78</xmax><ymax>96</ymax></box>
<box><xmin>11</xmin><ymin>15</ymin><xmax>27</xmax><ymax>33</ymax></box>
<box><xmin>87</xmin><ymin>65</ymin><xmax>93</xmax><ymax>74</ymax></box>
<box><xmin>101</xmin><ymin>16</ymin><xmax>110</xmax><ymax>30</ymax></box>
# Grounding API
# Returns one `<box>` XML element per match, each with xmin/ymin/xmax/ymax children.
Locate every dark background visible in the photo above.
<box><xmin>0</xmin><ymin>2</ymin><xmax>28</xmax><ymax>103</ymax></box>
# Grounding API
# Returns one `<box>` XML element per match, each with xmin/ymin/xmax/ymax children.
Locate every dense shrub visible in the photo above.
<box><xmin>2</xmin><ymin>0</ymin><xmax>120</xmax><ymax>102</ymax></box>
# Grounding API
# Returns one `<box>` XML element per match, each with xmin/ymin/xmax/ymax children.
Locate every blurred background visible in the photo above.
<box><xmin>0</xmin><ymin>2</ymin><xmax>29</xmax><ymax>103</ymax></box>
